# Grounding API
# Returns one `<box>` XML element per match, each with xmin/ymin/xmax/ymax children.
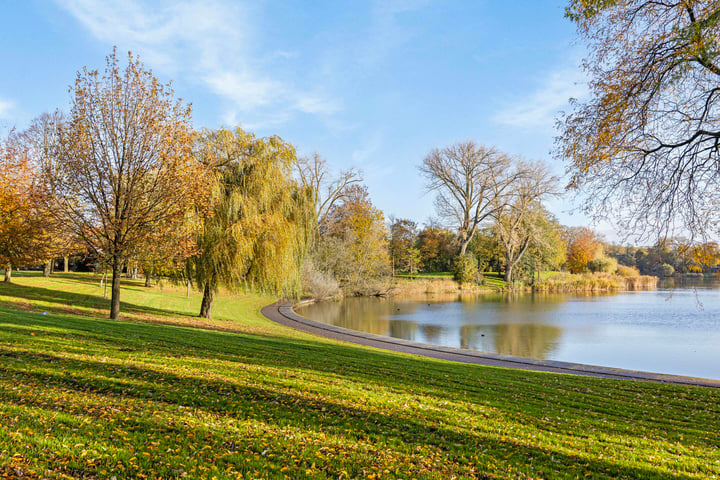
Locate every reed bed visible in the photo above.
<box><xmin>535</xmin><ymin>271</ymin><xmax>657</xmax><ymax>292</ymax></box>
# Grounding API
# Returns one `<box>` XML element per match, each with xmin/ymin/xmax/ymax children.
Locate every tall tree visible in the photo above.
<box><xmin>295</xmin><ymin>152</ymin><xmax>362</xmax><ymax>234</ymax></box>
<box><xmin>559</xmin><ymin>1</ymin><xmax>720</xmax><ymax>239</ymax></box>
<box><xmin>420</xmin><ymin>141</ymin><xmax>523</xmax><ymax>255</ymax></box>
<box><xmin>493</xmin><ymin>161</ymin><xmax>558</xmax><ymax>282</ymax></box>
<box><xmin>388</xmin><ymin>217</ymin><xmax>418</xmax><ymax>274</ymax></box>
<box><xmin>0</xmin><ymin>130</ymin><xmax>47</xmax><ymax>282</ymax></box>
<box><xmin>46</xmin><ymin>49</ymin><xmax>205</xmax><ymax>319</ymax></box>
<box><xmin>319</xmin><ymin>184</ymin><xmax>391</xmax><ymax>295</ymax></box>
<box><xmin>24</xmin><ymin>112</ymin><xmax>83</xmax><ymax>277</ymax></box>
<box><xmin>190</xmin><ymin>127</ymin><xmax>313</xmax><ymax>318</ymax></box>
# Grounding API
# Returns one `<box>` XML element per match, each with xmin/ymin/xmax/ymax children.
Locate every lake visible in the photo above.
<box><xmin>296</xmin><ymin>277</ymin><xmax>720</xmax><ymax>380</ymax></box>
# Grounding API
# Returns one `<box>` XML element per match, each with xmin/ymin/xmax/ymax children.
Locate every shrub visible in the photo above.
<box><xmin>616</xmin><ymin>264</ymin><xmax>640</xmax><ymax>278</ymax></box>
<box><xmin>587</xmin><ymin>255</ymin><xmax>617</xmax><ymax>273</ymax></box>
<box><xmin>301</xmin><ymin>261</ymin><xmax>340</xmax><ymax>301</ymax></box>
<box><xmin>660</xmin><ymin>263</ymin><xmax>675</xmax><ymax>277</ymax></box>
<box><xmin>452</xmin><ymin>253</ymin><xmax>479</xmax><ymax>285</ymax></box>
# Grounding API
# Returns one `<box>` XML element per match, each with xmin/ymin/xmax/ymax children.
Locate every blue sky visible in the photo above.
<box><xmin>0</xmin><ymin>0</ymin><xmax>594</xmax><ymax>232</ymax></box>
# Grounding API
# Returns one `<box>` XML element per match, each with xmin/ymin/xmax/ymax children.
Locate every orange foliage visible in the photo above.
<box><xmin>565</xmin><ymin>227</ymin><xmax>600</xmax><ymax>274</ymax></box>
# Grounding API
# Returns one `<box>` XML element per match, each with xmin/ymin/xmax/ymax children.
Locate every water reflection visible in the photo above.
<box><xmin>296</xmin><ymin>284</ymin><xmax>720</xmax><ymax>379</ymax></box>
<box><xmin>299</xmin><ymin>292</ymin><xmax>566</xmax><ymax>358</ymax></box>
<box><xmin>459</xmin><ymin>323</ymin><xmax>562</xmax><ymax>359</ymax></box>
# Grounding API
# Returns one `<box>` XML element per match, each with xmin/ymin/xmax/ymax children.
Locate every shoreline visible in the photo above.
<box><xmin>262</xmin><ymin>301</ymin><xmax>720</xmax><ymax>389</ymax></box>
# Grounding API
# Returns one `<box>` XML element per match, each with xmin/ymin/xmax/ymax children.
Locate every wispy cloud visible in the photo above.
<box><xmin>493</xmin><ymin>64</ymin><xmax>587</xmax><ymax>129</ymax></box>
<box><xmin>0</xmin><ymin>98</ymin><xmax>13</xmax><ymax>119</ymax></box>
<box><xmin>54</xmin><ymin>0</ymin><xmax>340</xmax><ymax>127</ymax></box>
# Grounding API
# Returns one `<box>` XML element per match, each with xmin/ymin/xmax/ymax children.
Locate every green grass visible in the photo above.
<box><xmin>395</xmin><ymin>271</ymin><xmax>508</xmax><ymax>289</ymax></box>
<box><xmin>394</xmin><ymin>271</ymin><xmax>454</xmax><ymax>279</ymax></box>
<box><xmin>1</xmin><ymin>272</ymin><xmax>719</xmax><ymax>479</ymax></box>
<box><xmin>479</xmin><ymin>272</ymin><xmax>506</xmax><ymax>289</ymax></box>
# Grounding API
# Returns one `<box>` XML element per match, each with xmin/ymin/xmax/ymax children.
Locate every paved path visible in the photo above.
<box><xmin>262</xmin><ymin>301</ymin><xmax>720</xmax><ymax>388</ymax></box>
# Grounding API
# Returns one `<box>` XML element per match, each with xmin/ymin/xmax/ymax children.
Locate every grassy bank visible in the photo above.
<box><xmin>1</xmin><ymin>272</ymin><xmax>719</xmax><ymax>479</ymax></box>
<box><xmin>391</xmin><ymin>272</ymin><xmax>506</xmax><ymax>296</ymax></box>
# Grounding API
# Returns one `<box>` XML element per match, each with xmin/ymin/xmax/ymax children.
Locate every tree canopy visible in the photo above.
<box><xmin>559</xmin><ymin>0</ymin><xmax>720</xmax><ymax>239</ymax></box>
<box><xmin>44</xmin><ymin>49</ymin><xmax>206</xmax><ymax>319</ymax></box>
<box><xmin>189</xmin><ymin>127</ymin><xmax>313</xmax><ymax>318</ymax></box>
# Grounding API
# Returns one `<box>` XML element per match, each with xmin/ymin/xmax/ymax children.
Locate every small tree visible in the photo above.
<box><xmin>46</xmin><ymin>50</ymin><xmax>205</xmax><ymax>319</ymax></box>
<box><xmin>416</xmin><ymin>225</ymin><xmax>456</xmax><ymax>272</ymax></box>
<box><xmin>388</xmin><ymin>217</ymin><xmax>418</xmax><ymax>274</ymax></box>
<box><xmin>565</xmin><ymin>227</ymin><xmax>602</xmax><ymax>274</ymax></box>
<box><xmin>452</xmin><ymin>253</ymin><xmax>479</xmax><ymax>285</ymax></box>
<box><xmin>320</xmin><ymin>185</ymin><xmax>391</xmax><ymax>295</ymax></box>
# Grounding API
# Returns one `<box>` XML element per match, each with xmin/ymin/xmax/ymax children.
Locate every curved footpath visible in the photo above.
<box><xmin>262</xmin><ymin>301</ymin><xmax>720</xmax><ymax>388</ymax></box>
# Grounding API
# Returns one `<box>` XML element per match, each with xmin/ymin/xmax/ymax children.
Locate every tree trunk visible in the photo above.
<box><xmin>199</xmin><ymin>281</ymin><xmax>215</xmax><ymax>318</ymax></box>
<box><xmin>144</xmin><ymin>267</ymin><xmax>152</xmax><ymax>287</ymax></box>
<box><xmin>50</xmin><ymin>259</ymin><xmax>55</xmax><ymax>274</ymax></box>
<box><xmin>3</xmin><ymin>263</ymin><xmax>12</xmax><ymax>283</ymax></box>
<box><xmin>110</xmin><ymin>256</ymin><xmax>121</xmax><ymax>319</ymax></box>
<box><xmin>64</xmin><ymin>256</ymin><xmax>69</xmax><ymax>273</ymax></box>
<box><xmin>186</xmin><ymin>279</ymin><xmax>191</xmax><ymax>298</ymax></box>
<box><xmin>459</xmin><ymin>236</ymin><xmax>471</xmax><ymax>256</ymax></box>
<box><xmin>504</xmin><ymin>264</ymin><xmax>513</xmax><ymax>283</ymax></box>
<box><xmin>43</xmin><ymin>260</ymin><xmax>52</xmax><ymax>277</ymax></box>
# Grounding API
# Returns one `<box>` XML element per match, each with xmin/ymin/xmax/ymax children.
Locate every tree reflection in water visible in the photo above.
<box><xmin>459</xmin><ymin>323</ymin><xmax>562</xmax><ymax>359</ymax></box>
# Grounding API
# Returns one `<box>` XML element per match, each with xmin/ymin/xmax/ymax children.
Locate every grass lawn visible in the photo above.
<box><xmin>394</xmin><ymin>271</ymin><xmax>508</xmax><ymax>290</ymax></box>
<box><xmin>394</xmin><ymin>272</ymin><xmax>454</xmax><ymax>279</ymax></box>
<box><xmin>0</xmin><ymin>272</ymin><xmax>719</xmax><ymax>479</ymax></box>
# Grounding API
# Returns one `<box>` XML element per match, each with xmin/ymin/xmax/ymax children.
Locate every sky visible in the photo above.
<box><xmin>0</xmin><ymin>0</ymin><xmax>597</xmax><ymax>234</ymax></box>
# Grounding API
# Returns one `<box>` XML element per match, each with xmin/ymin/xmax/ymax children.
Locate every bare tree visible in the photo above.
<box><xmin>492</xmin><ymin>161</ymin><xmax>559</xmax><ymax>282</ymax></box>
<box><xmin>559</xmin><ymin>0</ymin><xmax>720</xmax><ymax>241</ymax></box>
<box><xmin>420</xmin><ymin>141</ymin><xmax>523</xmax><ymax>255</ymax></box>
<box><xmin>296</xmin><ymin>153</ymin><xmax>362</xmax><ymax>232</ymax></box>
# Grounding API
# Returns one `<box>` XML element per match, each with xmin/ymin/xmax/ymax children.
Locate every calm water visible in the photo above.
<box><xmin>297</xmin><ymin>277</ymin><xmax>720</xmax><ymax>380</ymax></box>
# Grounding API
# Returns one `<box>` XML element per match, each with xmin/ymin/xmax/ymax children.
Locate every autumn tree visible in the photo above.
<box><xmin>564</xmin><ymin>227</ymin><xmax>602</xmax><ymax>274</ymax></box>
<box><xmin>317</xmin><ymin>184</ymin><xmax>391</xmax><ymax>295</ymax></box>
<box><xmin>24</xmin><ymin>112</ymin><xmax>85</xmax><ymax>277</ymax></box>
<box><xmin>559</xmin><ymin>1</ymin><xmax>720</xmax><ymax>239</ymax></box>
<box><xmin>492</xmin><ymin>161</ymin><xmax>558</xmax><ymax>282</ymax></box>
<box><xmin>520</xmin><ymin>209</ymin><xmax>567</xmax><ymax>282</ymax></box>
<box><xmin>0</xmin><ymin>130</ymin><xmax>49</xmax><ymax>282</ymax></box>
<box><xmin>189</xmin><ymin>127</ymin><xmax>313</xmax><ymax>318</ymax></box>
<box><xmin>388</xmin><ymin>217</ymin><xmax>419</xmax><ymax>274</ymax></box>
<box><xmin>420</xmin><ymin>141</ymin><xmax>524</xmax><ymax>255</ymax></box>
<box><xmin>45</xmin><ymin>50</ymin><xmax>205</xmax><ymax>319</ymax></box>
<box><xmin>416</xmin><ymin>225</ymin><xmax>456</xmax><ymax>272</ymax></box>
<box><xmin>295</xmin><ymin>152</ymin><xmax>362</xmax><ymax>234</ymax></box>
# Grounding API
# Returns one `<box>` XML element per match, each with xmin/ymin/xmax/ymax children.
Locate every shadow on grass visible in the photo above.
<box><xmin>0</xmin><ymin>279</ymin><xmax>194</xmax><ymax>319</ymax></box>
<box><xmin>2</xmin><ymin>306</ymin><xmax>719</xmax><ymax>455</ymax></box>
<box><xmin>0</xmin><ymin>348</ymin><xmax>702</xmax><ymax>480</ymax></box>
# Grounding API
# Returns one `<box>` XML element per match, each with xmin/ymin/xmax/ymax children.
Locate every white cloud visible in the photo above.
<box><xmin>54</xmin><ymin>0</ymin><xmax>339</xmax><ymax>127</ymax></box>
<box><xmin>0</xmin><ymin>98</ymin><xmax>13</xmax><ymax>118</ymax></box>
<box><xmin>493</xmin><ymin>65</ymin><xmax>587</xmax><ymax>129</ymax></box>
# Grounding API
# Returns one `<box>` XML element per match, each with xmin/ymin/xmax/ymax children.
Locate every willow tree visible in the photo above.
<box><xmin>47</xmin><ymin>50</ymin><xmax>206</xmax><ymax>319</ymax></box>
<box><xmin>559</xmin><ymin>1</ymin><xmax>720</xmax><ymax>239</ymax></box>
<box><xmin>190</xmin><ymin>127</ymin><xmax>313</xmax><ymax>319</ymax></box>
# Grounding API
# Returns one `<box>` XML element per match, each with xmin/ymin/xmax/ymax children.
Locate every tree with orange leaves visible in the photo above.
<box><xmin>564</xmin><ymin>226</ymin><xmax>601</xmax><ymax>274</ymax></box>
<box><xmin>45</xmin><ymin>49</ymin><xmax>209</xmax><ymax>319</ymax></box>
<box><xmin>0</xmin><ymin>130</ymin><xmax>53</xmax><ymax>282</ymax></box>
